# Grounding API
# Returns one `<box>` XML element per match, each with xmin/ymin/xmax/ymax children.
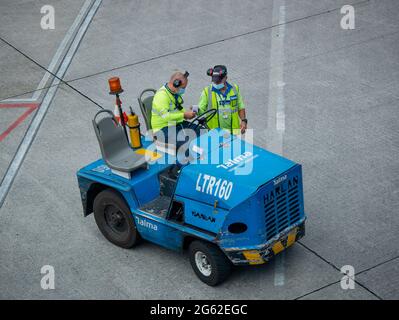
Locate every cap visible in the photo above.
<box><xmin>211</xmin><ymin>65</ymin><xmax>227</xmax><ymax>83</ymax></box>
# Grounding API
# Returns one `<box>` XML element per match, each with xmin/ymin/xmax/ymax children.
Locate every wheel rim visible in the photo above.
<box><xmin>104</xmin><ymin>205</ymin><xmax>128</xmax><ymax>234</ymax></box>
<box><xmin>195</xmin><ymin>251</ymin><xmax>212</xmax><ymax>277</ymax></box>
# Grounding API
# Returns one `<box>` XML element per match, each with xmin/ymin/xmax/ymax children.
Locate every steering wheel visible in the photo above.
<box><xmin>187</xmin><ymin>108</ymin><xmax>217</xmax><ymax>131</ymax></box>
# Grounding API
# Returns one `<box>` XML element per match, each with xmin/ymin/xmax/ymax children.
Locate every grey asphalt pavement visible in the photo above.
<box><xmin>0</xmin><ymin>0</ymin><xmax>398</xmax><ymax>299</ymax></box>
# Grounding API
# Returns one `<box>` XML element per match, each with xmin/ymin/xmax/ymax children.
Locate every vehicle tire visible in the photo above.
<box><xmin>189</xmin><ymin>240</ymin><xmax>232</xmax><ymax>286</ymax></box>
<box><xmin>93</xmin><ymin>189</ymin><xmax>139</xmax><ymax>248</ymax></box>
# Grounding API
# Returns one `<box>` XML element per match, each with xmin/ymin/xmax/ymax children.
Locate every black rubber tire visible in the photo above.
<box><xmin>189</xmin><ymin>240</ymin><xmax>232</xmax><ymax>286</ymax></box>
<box><xmin>93</xmin><ymin>189</ymin><xmax>139</xmax><ymax>248</ymax></box>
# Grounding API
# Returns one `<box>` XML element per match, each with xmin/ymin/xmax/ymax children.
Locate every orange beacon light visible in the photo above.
<box><xmin>108</xmin><ymin>77</ymin><xmax>128</xmax><ymax>141</ymax></box>
<box><xmin>108</xmin><ymin>77</ymin><xmax>123</xmax><ymax>95</ymax></box>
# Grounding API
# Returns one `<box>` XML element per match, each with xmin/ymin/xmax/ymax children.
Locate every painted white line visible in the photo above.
<box><xmin>0</xmin><ymin>0</ymin><xmax>103</xmax><ymax>208</ymax></box>
<box><xmin>267</xmin><ymin>0</ymin><xmax>286</xmax><ymax>286</ymax></box>
<box><xmin>274</xmin><ymin>251</ymin><xmax>286</xmax><ymax>286</ymax></box>
<box><xmin>1</xmin><ymin>0</ymin><xmax>92</xmax><ymax>103</ymax></box>
<box><xmin>267</xmin><ymin>1</ymin><xmax>286</xmax><ymax>155</ymax></box>
<box><xmin>1</xmin><ymin>98</ymin><xmax>37</xmax><ymax>102</ymax></box>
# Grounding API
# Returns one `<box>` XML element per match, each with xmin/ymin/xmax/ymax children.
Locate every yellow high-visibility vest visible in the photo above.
<box><xmin>198</xmin><ymin>83</ymin><xmax>244</xmax><ymax>134</ymax></box>
<box><xmin>151</xmin><ymin>85</ymin><xmax>185</xmax><ymax>132</ymax></box>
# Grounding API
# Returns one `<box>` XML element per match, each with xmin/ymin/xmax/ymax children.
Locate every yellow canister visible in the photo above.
<box><xmin>127</xmin><ymin>113</ymin><xmax>142</xmax><ymax>149</ymax></box>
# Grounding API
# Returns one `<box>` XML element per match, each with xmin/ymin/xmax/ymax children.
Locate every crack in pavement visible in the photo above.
<box><xmin>295</xmin><ymin>241</ymin><xmax>393</xmax><ymax>300</ymax></box>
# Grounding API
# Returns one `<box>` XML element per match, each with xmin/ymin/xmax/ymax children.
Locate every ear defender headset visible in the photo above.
<box><xmin>168</xmin><ymin>71</ymin><xmax>189</xmax><ymax>110</ymax></box>
<box><xmin>173</xmin><ymin>71</ymin><xmax>190</xmax><ymax>88</ymax></box>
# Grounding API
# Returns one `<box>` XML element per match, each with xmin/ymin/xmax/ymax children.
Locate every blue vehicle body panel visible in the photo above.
<box><xmin>179</xmin><ymin>194</ymin><xmax>229</xmax><ymax>234</ymax></box>
<box><xmin>77</xmin><ymin>140</ymin><xmax>174</xmax><ymax>206</ymax></box>
<box><xmin>77</xmin><ymin>161</ymin><xmax>141</xmax><ymax>209</ymax></box>
<box><xmin>132</xmin><ymin>208</ymin><xmax>216</xmax><ymax>251</ymax></box>
<box><xmin>218</xmin><ymin>164</ymin><xmax>305</xmax><ymax>251</ymax></box>
<box><xmin>131</xmin><ymin>213</ymin><xmax>183</xmax><ymax>251</ymax></box>
<box><xmin>176</xmin><ymin>136</ymin><xmax>296</xmax><ymax>209</ymax></box>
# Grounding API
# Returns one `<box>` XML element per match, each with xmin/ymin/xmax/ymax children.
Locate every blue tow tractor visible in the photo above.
<box><xmin>77</xmin><ymin>84</ymin><xmax>306</xmax><ymax>286</ymax></box>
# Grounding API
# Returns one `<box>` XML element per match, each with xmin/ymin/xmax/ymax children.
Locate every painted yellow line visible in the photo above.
<box><xmin>135</xmin><ymin>148</ymin><xmax>162</xmax><ymax>161</ymax></box>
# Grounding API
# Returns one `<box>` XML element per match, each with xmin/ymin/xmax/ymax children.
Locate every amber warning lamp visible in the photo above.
<box><xmin>108</xmin><ymin>77</ymin><xmax>128</xmax><ymax>141</ymax></box>
<box><xmin>108</xmin><ymin>77</ymin><xmax>124</xmax><ymax>95</ymax></box>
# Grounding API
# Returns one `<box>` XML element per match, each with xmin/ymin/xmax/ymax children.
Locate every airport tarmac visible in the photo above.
<box><xmin>0</xmin><ymin>0</ymin><xmax>398</xmax><ymax>299</ymax></box>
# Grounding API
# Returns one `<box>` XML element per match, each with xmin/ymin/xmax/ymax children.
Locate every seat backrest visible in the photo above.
<box><xmin>92</xmin><ymin>110</ymin><xmax>147</xmax><ymax>173</ymax></box>
<box><xmin>93</xmin><ymin>115</ymin><xmax>129</xmax><ymax>162</ymax></box>
<box><xmin>137</xmin><ymin>88</ymin><xmax>156</xmax><ymax>131</ymax></box>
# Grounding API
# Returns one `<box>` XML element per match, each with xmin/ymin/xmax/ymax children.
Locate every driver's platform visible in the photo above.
<box><xmin>138</xmin><ymin>166</ymin><xmax>179</xmax><ymax>218</ymax></box>
<box><xmin>139</xmin><ymin>195</ymin><xmax>171</xmax><ymax>218</ymax></box>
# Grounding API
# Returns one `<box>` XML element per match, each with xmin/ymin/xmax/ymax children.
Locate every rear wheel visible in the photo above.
<box><xmin>93</xmin><ymin>189</ymin><xmax>139</xmax><ymax>248</ymax></box>
<box><xmin>189</xmin><ymin>240</ymin><xmax>232</xmax><ymax>286</ymax></box>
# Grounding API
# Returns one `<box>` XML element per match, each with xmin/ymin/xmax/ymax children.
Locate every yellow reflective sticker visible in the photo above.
<box><xmin>287</xmin><ymin>229</ymin><xmax>297</xmax><ymax>247</ymax></box>
<box><xmin>242</xmin><ymin>250</ymin><xmax>264</xmax><ymax>265</ymax></box>
<box><xmin>135</xmin><ymin>148</ymin><xmax>162</xmax><ymax>161</ymax></box>
<box><xmin>272</xmin><ymin>241</ymin><xmax>285</xmax><ymax>255</ymax></box>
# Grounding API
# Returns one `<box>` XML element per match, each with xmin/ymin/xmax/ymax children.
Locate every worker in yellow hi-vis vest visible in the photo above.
<box><xmin>197</xmin><ymin>65</ymin><xmax>247</xmax><ymax>135</ymax></box>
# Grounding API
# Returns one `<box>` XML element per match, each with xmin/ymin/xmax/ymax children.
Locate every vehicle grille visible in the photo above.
<box><xmin>264</xmin><ymin>182</ymin><xmax>301</xmax><ymax>241</ymax></box>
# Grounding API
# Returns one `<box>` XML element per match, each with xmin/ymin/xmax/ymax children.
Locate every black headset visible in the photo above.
<box><xmin>173</xmin><ymin>71</ymin><xmax>190</xmax><ymax>88</ymax></box>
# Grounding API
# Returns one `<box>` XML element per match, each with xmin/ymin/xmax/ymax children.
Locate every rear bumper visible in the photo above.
<box><xmin>224</xmin><ymin>219</ymin><xmax>306</xmax><ymax>266</ymax></box>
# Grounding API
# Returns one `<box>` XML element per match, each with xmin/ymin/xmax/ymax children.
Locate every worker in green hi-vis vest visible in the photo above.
<box><xmin>197</xmin><ymin>65</ymin><xmax>248</xmax><ymax>135</ymax></box>
<box><xmin>151</xmin><ymin>71</ymin><xmax>196</xmax><ymax>134</ymax></box>
<box><xmin>151</xmin><ymin>71</ymin><xmax>198</xmax><ymax>151</ymax></box>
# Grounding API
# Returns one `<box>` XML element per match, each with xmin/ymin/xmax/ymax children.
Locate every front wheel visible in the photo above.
<box><xmin>93</xmin><ymin>189</ymin><xmax>139</xmax><ymax>248</ymax></box>
<box><xmin>189</xmin><ymin>240</ymin><xmax>232</xmax><ymax>286</ymax></box>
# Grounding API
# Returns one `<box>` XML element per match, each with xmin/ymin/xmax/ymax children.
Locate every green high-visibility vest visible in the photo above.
<box><xmin>151</xmin><ymin>85</ymin><xmax>185</xmax><ymax>133</ymax></box>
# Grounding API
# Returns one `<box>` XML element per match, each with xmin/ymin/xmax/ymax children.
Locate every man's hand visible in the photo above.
<box><xmin>184</xmin><ymin>111</ymin><xmax>196</xmax><ymax>120</ymax></box>
<box><xmin>240</xmin><ymin>120</ymin><xmax>247</xmax><ymax>134</ymax></box>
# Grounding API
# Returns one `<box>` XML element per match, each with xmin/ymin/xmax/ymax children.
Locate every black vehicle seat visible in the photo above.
<box><xmin>137</xmin><ymin>88</ymin><xmax>176</xmax><ymax>155</ymax></box>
